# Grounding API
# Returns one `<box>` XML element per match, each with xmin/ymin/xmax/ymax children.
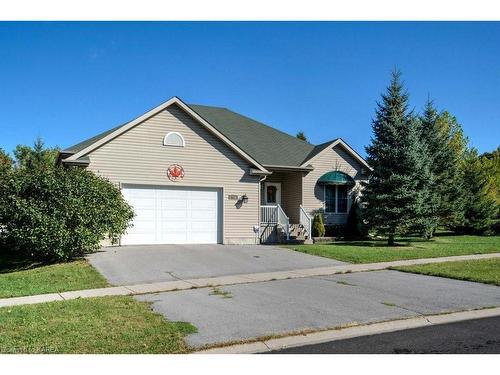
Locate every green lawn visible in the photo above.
<box><xmin>0</xmin><ymin>259</ymin><xmax>109</xmax><ymax>298</ymax></box>
<box><xmin>0</xmin><ymin>296</ymin><xmax>196</xmax><ymax>354</ymax></box>
<box><xmin>285</xmin><ymin>234</ymin><xmax>500</xmax><ymax>263</ymax></box>
<box><xmin>392</xmin><ymin>258</ymin><xmax>500</xmax><ymax>286</ymax></box>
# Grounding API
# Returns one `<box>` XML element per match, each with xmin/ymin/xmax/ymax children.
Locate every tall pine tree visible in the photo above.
<box><xmin>420</xmin><ymin>102</ymin><xmax>466</xmax><ymax>229</ymax></box>
<box><xmin>362</xmin><ymin>70</ymin><xmax>433</xmax><ymax>245</ymax></box>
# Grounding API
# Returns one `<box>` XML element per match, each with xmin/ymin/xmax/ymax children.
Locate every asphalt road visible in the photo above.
<box><xmin>269</xmin><ymin>316</ymin><xmax>500</xmax><ymax>354</ymax></box>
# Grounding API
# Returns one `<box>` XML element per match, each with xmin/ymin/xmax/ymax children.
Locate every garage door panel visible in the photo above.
<box><xmin>160</xmin><ymin>233</ymin><xmax>188</xmax><ymax>244</ymax></box>
<box><xmin>121</xmin><ymin>186</ymin><xmax>220</xmax><ymax>245</ymax></box>
<box><xmin>191</xmin><ymin>232</ymin><xmax>216</xmax><ymax>243</ymax></box>
<box><xmin>191</xmin><ymin>199</ymin><xmax>216</xmax><ymax>210</ymax></box>
<box><xmin>159</xmin><ymin>210</ymin><xmax>188</xmax><ymax>219</ymax></box>
<box><xmin>157</xmin><ymin>189</ymin><xmax>188</xmax><ymax>199</ymax></box>
<box><xmin>126</xmin><ymin>198</ymin><xmax>156</xmax><ymax>210</ymax></box>
<box><xmin>159</xmin><ymin>199</ymin><xmax>188</xmax><ymax>209</ymax></box>
<box><xmin>192</xmin><ymin>190</ymin><xmax>217</xmax><ymax>199</ymax></box>
<box><xmin>191</xmin><ymin>210</ymin><xmax>216</xmax><ymax>221</ymax></box>
<box><xmin>158</xmin><ymin>221</ymin><xmax>188</xmax><ymax>231</ymax></box>
<box><xmin>191</xmin><ymin>221</ymin><xmax>216</xmax><ymax>231</ymax></box>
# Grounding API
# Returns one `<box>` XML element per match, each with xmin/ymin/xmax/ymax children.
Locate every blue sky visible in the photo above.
<box><xmin>0</xmin><ymin>22</ymin><xmax>498</xmax><ymax>156</ymax></box>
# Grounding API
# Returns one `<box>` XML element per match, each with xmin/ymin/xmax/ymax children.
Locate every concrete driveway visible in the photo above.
<box><xmin>136</xmin><ymin>270</ymin><xmax>500</xmax><ymax>348</ymax></box>
<box><xmin>88</xmin><ymin>244</ymin><xmax>344</xmax><ymax>285</ymax></box>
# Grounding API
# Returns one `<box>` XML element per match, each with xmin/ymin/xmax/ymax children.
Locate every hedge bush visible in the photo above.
<box><xmin>0</xmin><ymin>166</ymin><xmax>134</xmax><ymax>263</ymax></box>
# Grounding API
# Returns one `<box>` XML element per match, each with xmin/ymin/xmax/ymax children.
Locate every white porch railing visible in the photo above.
<box><xmin>299</xmin><ymin>205</ymin><xmax>312</xmax><ymax>239</ymax></box>
<box><xmin>261</xmin><ymin>205</ymin><xmax>278</xmax><ymax>223</ymax></box>
<box><xmin>277</xmin><ymin>205</ymin><xmax>290</xmax><ymax>241</ymax></box>
<box><xmin>261</xmin><ymin>204</ymin><xmax>290</xmax><ymax>240</ymax></box>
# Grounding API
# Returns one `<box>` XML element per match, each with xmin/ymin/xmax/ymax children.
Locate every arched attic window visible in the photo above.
<box><xmin>163</xmin><ymin>132</ymin><xmax>185</xmax><ymax>147</ymax></box>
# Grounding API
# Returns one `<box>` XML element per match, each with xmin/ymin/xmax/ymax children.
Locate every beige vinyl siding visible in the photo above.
<box><xmin>85</xmin><ymin>104</ymin><xmax>260</xmax><ymax>244</ymax></box>
<box><xmin>302</xmin><ymin>144</ymin><xmax>367</xmax><ymax>225</ymax></box>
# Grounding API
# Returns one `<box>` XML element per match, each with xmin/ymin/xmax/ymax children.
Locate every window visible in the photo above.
<box><xmin>163</xmin><ymin>132</ymin><xmax>185</xmax><ymax>147</ymax></box>
<box><xmin>324</xmin><ymin>185</ymin><xmax>349</xmax><ymax>213</ymax></box>
<box><xmin>325</xmin><ymin>185</ymin><xmax>336</xmax><ymax>212</ymax></box>
<box><xmin>337</xmin><ymin>185</ymin><xmax>348</xmax><ymax>213</ymax></box>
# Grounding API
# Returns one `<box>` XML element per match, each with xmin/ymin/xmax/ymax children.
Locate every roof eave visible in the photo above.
<box><xmin>263</xmin><ymin>164</ymin><xmax>314</xmax><ymax>172</ymax></box>
<box><xmin>61</xmin><ymin>157</ymin><xmax>90</xmax><ymax>167</ymax></box>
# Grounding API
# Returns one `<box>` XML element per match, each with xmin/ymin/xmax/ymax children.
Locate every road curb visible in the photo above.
<box><xmin>194</xmin><ymin>306</ymin><xmax>500</xmax><ymax>354</ymax></box>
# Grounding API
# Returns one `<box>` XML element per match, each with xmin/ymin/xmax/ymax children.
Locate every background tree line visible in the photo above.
<box><xmin>362</xmin><ymin>71</ymin><xmax>499</xmax><ymax>244</ymax></box>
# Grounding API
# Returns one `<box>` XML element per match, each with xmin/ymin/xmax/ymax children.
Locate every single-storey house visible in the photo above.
<box><xmin>58</xmin><ymin>97</ymin><xmax>371</xmax><ymax>245</ymax></box>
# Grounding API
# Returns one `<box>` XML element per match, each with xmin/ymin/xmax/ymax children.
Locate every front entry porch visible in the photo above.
<box><xmin>260</xmin><ymin>204</ymin><xmax>312</xmax><ymax>244</ymax></box>
<box><xmin>259</xmin><ymin>169</ymin><xmax>312</xmax><ymax>244</ymax></box>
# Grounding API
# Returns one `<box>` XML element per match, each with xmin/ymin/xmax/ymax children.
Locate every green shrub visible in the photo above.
<box><xmin>0</xmin><ymin>166</ymin><xmax>134</xmax><ymax>263</ymax></box>
<box><xmin>312</xmin><ymin>213</ymin><xmax>325</xmax><ymax>237</ymax></box>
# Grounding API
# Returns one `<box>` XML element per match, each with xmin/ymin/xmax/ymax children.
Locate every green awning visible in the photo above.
<box><xmin>317</xmin><ymin>171</ymin><xmax>355</xmax><ymax>185</ymax></box>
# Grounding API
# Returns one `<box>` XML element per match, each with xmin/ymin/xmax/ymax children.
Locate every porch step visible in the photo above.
<box><xmin>285</xmin><ymin>236</ymin><xmax>313</xmax><ymax>245</ymax></box>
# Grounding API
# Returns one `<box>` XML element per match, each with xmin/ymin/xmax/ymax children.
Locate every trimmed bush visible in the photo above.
<box><xmin>0</xmin><ymin>166</ymin><xmax>134</xmax><ymax>262</ymax></box>
<box><xmin>312</xmin><ymin>213</ymin><xmax>325</xmax><ymax>237</ymax></box>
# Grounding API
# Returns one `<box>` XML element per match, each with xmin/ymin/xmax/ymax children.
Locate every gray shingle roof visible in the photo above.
<box><xmin>188</xmin><ymin>104</ymin><xmax>315</xmax><ymax>166</ymax></box>
<box><xmin>63</xmin><ymin>123</ymin><xmax>126</xmax><ymax>154</ymax></box>
<box><xmin>62</xmin><ymin>102</ymin><xmax>346</xmax><ymax>168</ymax></box>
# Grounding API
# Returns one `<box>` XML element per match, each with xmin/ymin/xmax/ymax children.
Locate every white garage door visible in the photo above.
<box><xmin>121</xmin><ymin>186</ymin><xmax>220</xmax><ymax>245</ymax></box>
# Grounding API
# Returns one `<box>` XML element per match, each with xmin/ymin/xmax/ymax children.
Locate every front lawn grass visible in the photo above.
<box><xmin>0</xmin><ymin>296</ymin><xmax>196</xmax><ymax>353</ymax></box>
<box><xmin>0</xmin><ymin>258</ymin><xmax>109</xmax><ymax>298</ymax></box>
<box><xmin>285</xmin><ymin>234</ymin><xmax>500</xmax><ymax>264</ymax></box>
<box><xmin>392</xmin><ymin>258</ymin><xmax>500</xmax><ymax>286</ymax></box>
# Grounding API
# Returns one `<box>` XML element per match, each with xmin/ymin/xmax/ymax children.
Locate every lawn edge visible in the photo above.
<box><xmin>193</xmin><ymin>306</ymin><xmax>500</xmax><ymax>354</ymax></box>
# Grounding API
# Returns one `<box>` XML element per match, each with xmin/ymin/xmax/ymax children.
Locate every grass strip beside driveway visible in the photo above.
<box><xmin>0</xmin><ymin>260</ymin><xmax>109</xmax><ymax>298</ymax></box>
<box><xmin>0</xmin><ymin>296</ymin><xmax>196</xmax><ymax>354</ymax></box>
<box><xmin>392</xmin><ymin>258</ymin><xmax>500</xmax><ymax>286</ymax></box>
<box><xmin>285</xmin><ymin>235</ymin><xmax>500</xmax><ymax>264</ymax></box>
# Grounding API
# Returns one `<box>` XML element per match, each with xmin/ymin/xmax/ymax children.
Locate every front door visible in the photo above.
<box><xmin>264</xmin><ymin>182</ymin><xmax>282</xmax><ymax>205</ymax></box>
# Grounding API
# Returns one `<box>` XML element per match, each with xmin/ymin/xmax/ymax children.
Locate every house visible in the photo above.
<box><xmin>58</xmin><ymin>97</ymin><xmax>371</xmax><ymax>245</ymax></box>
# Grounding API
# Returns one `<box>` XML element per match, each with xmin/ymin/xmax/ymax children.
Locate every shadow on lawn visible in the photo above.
<box><xmin>322</xmin><ymin>236</ymin><xmax>432</xmax><ymax>248</ymax></box>
<box><xmin>325</xmin><ymin>241</ymin><xmax>412</xmax><ymax>248</ymax></box>
<box><xmin>0</xmin><ymin>250</ymin><xmax>61</xmax><ymax>273</ymax></box>
<box><xmin>0</xmin><ymin>254</ymin><xmax>40</xmax><ymax>273</ymax></box>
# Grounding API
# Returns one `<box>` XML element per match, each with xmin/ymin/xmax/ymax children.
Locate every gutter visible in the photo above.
<box><xmin>263</xmin><ymin>164</ymin><xmax>314</xmax><ymax>172</ymax></box>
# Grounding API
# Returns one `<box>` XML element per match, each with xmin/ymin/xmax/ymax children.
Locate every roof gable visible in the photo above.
<box><xmin>300</xmin><ymin>138</ymin><xmax>372</xmax><ymax>170</ymax></box>
<box><xmin>61</xmin><ymin>97</ymin><xmax>269</xmax><ymax>173</ymax></box>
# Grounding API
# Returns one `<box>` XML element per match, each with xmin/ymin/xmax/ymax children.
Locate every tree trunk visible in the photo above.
<box><xmin>388</xmin><ymin>233</ymin><xmax>395</xmax><ymax>246</ymax></box>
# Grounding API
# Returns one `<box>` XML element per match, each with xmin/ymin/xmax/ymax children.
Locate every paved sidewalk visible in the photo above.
<box><xmin>1</xmin><ymin>252</ymin><xmax>499</xmax><ymax>308</ymax></box>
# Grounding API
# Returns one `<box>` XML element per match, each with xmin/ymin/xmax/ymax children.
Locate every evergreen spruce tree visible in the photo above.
<box><xmin>420</xmin><ymin>103</ymin><xmax>466</xmax><ymax>229</ymax></box>
<box><xmin>362</xmin><ymin>70</ymin><xmax>433</xmax><ymax>245</ymax></box>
